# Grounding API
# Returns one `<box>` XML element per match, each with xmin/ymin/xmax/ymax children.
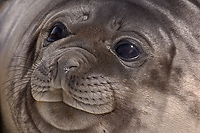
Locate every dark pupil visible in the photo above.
<box><xmin>47</xmin><ymin>26</ymin><xmax>62</xmax><ymax>42</ymax></box>
<box><xmin>116</xmin><ymin>41</ymin><xmax>139</xmax><ymax>59</ymax></box>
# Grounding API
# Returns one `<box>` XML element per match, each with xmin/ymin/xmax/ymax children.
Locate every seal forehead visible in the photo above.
<box><xmin>76</xmin><ymin>24</ymin><xmax>110</xmax><ymax>42</ymax></box>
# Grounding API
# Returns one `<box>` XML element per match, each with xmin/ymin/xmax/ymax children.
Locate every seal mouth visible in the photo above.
<box><xmin>30</xmin><ymin>74</ymin><xmax>116</xmax><ymax>131</ymax></box>
<box><xmin>31</xmin><ymin>74</ymin><xmax>115</xmax><ymax>114</ymax></box>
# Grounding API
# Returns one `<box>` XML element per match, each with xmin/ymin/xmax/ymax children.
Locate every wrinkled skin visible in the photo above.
<box><xmin>1</xmin><ymin>0</ymin><xmax>200</xmax><ymax>133</ymax></box>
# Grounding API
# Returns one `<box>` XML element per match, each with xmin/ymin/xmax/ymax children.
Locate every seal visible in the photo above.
<box><xmin>1</xmin><ymin>0</ymin><xmax>200</xmax><ymax>133</ymax></box>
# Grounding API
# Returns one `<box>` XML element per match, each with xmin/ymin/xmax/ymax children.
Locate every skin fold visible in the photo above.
<box><xmin>0</xmin><ymin>0</ymin><xmax>200</xmax><ymax>133</ymax></box>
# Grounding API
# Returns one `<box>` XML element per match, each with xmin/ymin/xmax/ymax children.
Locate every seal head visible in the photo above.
<box><xmin>1</xmin><ymin>0</ymin><xmax>200</xmax><ymax>133</ymax></box>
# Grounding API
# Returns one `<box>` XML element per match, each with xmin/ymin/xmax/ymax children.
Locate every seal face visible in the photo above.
<box><xmin>1</xmin><ymin>0</ymin><xmax>200</xmax><ymax>133</ymax></box>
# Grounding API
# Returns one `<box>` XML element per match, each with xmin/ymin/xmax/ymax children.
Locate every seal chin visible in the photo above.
<box><xmin>34</xmin><ymin>101</ymin><xmax>102</xmax><ymax>131</ymax></box>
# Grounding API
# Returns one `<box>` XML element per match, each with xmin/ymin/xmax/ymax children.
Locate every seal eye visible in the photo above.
<box><xmin>47</xmin><ymin>26</ymin><xmax>63</xmax><ymax>42</ymax></box>
<box><xmin>115</xmin><ymin>39</ymin><xmax>140</xmax><ymax>61</ymax></box>
<box><xmin>46</xmin><ymin>22</ymin><xmax>70</xmax><ymax>43</ymax></box>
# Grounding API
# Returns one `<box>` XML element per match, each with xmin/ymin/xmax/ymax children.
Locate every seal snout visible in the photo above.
<box><xmin>54</xmin><ymin>56</ymin><xmax>80</xmax><ymax>89</ymax></box>
<box><xmin>55</xmin><ymin>49</ymin><xmax>115</xmax><ymax>114</ymax></box>
<box><xmin>31</xmin><ymin>47</ymin><xmax>115</xmax><ymax>114</ymax></box>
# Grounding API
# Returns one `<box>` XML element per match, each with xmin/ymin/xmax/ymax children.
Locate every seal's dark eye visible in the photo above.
<box><xmin>46</xmin><ymin>22</ymin><xmax>70</xmax><ymax>43</ymax></box>
<box><xmin>115</xmin><ymin>39</ymin><xmax>140</xmax><ymax>61</ymax></box>
<box><xmin>47</xmin><ymin>26</ymin><xmax>63</xmax><ymax>42</ymax></box>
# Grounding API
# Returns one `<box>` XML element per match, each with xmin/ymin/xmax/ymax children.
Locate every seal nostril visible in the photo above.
<box><xmin>63</xmin><ymin>65</ymin><xmax>79</xmax><ymax>74</ymax></box>
<box><xmin>68</xmin><ymin>65</ymin><xmax>78</xmax><ymax>69</ymax></box>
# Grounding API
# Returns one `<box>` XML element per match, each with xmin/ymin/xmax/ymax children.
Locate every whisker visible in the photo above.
<box><xmin>3</xmin><ymin>79</ymin><xmax>29</xmax><ymax>93</ymax></box>
<box><xmin>31</xmin><ymin>81</ymin><xmax>49</xmax><ymax>101</ymax></box>
<box><xmin>8</xmin><ymin>65</ymin><xmax>35</xmax><ymax>69</ymax></box>
<box><xmin>2</xmin><ymin>73</ymin><xmax>32</xmax><ymax>85</ymax></box>
<box><xmin>6</xmin><ymin>89</ymin><xmax>22</xmax><ymax>102</ymax></box>
<box><xmin>7</xmin><ymin>68</ymin><xmax>34</xmax><ymax>75</ymax></box>
<box><xmin>5</xmin><ymin>80</ymin><xmax>30</xmax><ymax>96</ymax></box>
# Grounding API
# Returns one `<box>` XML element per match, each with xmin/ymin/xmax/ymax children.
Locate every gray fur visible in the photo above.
<box><xmin>0</xmin><ymin>0</ymin><xmax>200</xmax><ymax>133</ymax></box>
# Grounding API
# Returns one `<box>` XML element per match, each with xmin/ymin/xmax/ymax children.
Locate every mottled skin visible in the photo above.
<box><xmin>1</xmin><ymin>0</ymin><xmax>200</xmax><ymax>133</ymax></box>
